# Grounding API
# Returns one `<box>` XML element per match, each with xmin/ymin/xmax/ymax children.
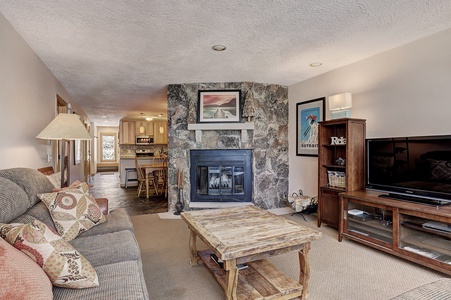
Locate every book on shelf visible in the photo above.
<box><xmin>210</xmin><ymin>254</ymin><xmax>248</xmax><ymax>270</ymax></box>
<box><xmin>348</xmin><ymin>209</ymin><xmax>366</xmax><ymax>216</ymax></box>
<box><xmin>422</xmin><ymin>221</ymin><xmax>451</xmax><ymax>233</ymax></box>
<box><xmin>348</xmin><ymin>209</ymin><xmax>373</xmax><ymax>221</ymax></box>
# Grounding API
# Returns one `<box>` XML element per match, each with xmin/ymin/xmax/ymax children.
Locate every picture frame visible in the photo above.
<box><xmin>197</xmin><ymin>90</ymin><xmax>241</xmax><ymax>123</ymax></box>
<box><xmin>296</xmin><ymin>97</ymin><xmax>325</xmax><ymax>156</ymax></box>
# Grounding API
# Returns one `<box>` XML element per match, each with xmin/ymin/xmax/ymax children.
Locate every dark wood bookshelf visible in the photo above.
<box><xmin>317</xmin><ymin>118</ymin><xmax>366</xmax><ymax>228</ymax></box>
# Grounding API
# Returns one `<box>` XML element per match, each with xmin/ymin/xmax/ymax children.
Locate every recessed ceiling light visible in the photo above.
<box><xmin>146</xmin><ymin>117</ymin><xmax>153</xmax><ymax>121</ymax></box>
<box><xmin>212</xmin><ymin>45</ymin><xmax>226</xmax><ymax>51</ymax></box>
<box><xmin>310</xmin><ymin>62</ymin><xmax>322</xmax><ymax>67</ymax></box>
<box><xmin>158</xmin><ymin>114</ymin><xmax>163</xmax><ymax>117</ymax></box>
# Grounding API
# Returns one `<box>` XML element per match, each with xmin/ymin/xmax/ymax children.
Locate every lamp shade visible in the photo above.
<box><xmin>36</xmin><ymin>113</ymin><xmax>92</xmax><ymax>140</ymax></box>
<box><xmin>328</xmin><ymin>93</ymin><xmax>352</xmax><ymax>111</ymax></box>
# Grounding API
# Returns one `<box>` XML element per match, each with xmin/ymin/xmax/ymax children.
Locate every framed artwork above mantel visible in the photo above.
<box><xmin>197</xmin><ymin>90</ymin><xmax>241</xmax><ymax>123</ymax></box>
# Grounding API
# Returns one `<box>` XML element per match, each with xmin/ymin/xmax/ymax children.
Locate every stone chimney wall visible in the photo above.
<box><xmin>167</xmin><ymin>82</ymin><xmax>288</xmax><ymax>211</ymax></box>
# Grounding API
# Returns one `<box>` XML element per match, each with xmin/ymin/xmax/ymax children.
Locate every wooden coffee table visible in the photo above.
<box><xmin>181</xmin><ymin>206</ymin><xmax>322</xmax><ymax>300</ymax></box>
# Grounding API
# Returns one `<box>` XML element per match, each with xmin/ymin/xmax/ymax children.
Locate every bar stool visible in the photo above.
<box><xmin>124</xmin><ymin>168</ymin><xmax>138</xmax><ymax>188</ymax></box>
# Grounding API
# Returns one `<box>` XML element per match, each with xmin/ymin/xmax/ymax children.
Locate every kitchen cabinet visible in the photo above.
<box><xmin>120</xmin><ymin>119</ymin><xmax>167</xmax><ymax>145</ymax></box>
<box><xmin>135</xmin><ymin>121</ymin><xmax>154</xmax><ymax>136</ymax></box>
<box><xmin>147</xmin><ymin>122</ymin><xmax>154</xmax><ymax>136</ymax></box>
<box><xmin>153</xmin><ymin>121</ymin><xmax>168</xmax><ymax>144</ymax></box>
<box><xmin>120</xmin><ymin>121</ymin><xmax>136</xmax><ymax>144</ymax></box>
<box><xmin>318</xmin><ymin>118</ymin><xmax>366</xmax><ymax>228</ymax></box>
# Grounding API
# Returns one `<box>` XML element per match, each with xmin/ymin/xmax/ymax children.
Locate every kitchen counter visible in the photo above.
<box><xmin>119</xmin><ymin>157</ymin><xmax>166</xmax><ymax>187</ymax></box>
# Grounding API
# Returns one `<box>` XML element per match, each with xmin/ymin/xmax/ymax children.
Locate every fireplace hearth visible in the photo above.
<box><xmin>190</xmin><ymin>149</ymin><xmax>252</xmax><ymax>203</ymax></box>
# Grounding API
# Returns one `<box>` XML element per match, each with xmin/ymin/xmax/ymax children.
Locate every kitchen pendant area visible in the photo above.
<box><xmin>118</xmin><ymin>119</ymin><xmax>168</xmax><ymax>191</ymax></box>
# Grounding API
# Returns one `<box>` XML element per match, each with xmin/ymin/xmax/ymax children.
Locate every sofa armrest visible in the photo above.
<box><xmin>37</xmin><ymin>166</ymin><xmax>55</xmax><ymax>175</ymax></box>
<box><xmin>95</xmin><ymin>198</ymin><xmax>109</xmax><ymax>215</ymax></box>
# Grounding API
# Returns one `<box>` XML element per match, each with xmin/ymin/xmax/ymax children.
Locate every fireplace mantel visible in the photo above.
<box><xmin>187</xmin><ymin>122</ymin><xmax>254</xmax><ymax>144</ymax></box>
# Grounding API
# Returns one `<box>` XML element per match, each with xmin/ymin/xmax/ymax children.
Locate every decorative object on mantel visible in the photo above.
<box><xmin>242</xmin><ymin>91</ymin><xmax>255</xmax><ymax>122</ymax></box>
<box><xmin>197</xmin><ymin>90</ymin><xmax>241</xmax><ymax>123</ymax></box>
<box><xmin>174</xmin><ymin>168</ymin><xmax>185</xmax><ymax>215</ymax></box>
<box><xmin>296</xmin><ymin>97</ymin><xmax>325</xmax><ymax>156</ymax></box>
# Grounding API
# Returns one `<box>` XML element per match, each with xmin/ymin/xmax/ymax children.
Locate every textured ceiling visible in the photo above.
<box><xmin>1</xmin><ymin>1</ymin><xmax>451</xmax><ymax>126</ymax></box>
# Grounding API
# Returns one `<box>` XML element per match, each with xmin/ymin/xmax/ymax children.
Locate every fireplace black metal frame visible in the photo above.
<box><xmin>190</xmin><ymin>149</ymin><xmax>252</xmax><ymax>202</ymax></box>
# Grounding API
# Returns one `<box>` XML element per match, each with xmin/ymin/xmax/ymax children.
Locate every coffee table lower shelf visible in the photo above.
<box><xmin>198</xmin><ymin>249</ymin><xmax>303</xmax><ymax>300</ymax></box>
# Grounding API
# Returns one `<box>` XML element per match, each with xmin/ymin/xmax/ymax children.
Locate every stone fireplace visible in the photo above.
<box><xmin>190</xmin><ymin>149</ymin><xmax>252</xmax><ymax>203</ymax></box>
<box><xmin>167</xmin><ymin>82</ymin><xmax>289</xmax><ymax>211</ymax></box>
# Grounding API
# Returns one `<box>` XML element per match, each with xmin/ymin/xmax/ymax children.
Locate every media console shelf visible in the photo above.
<box><xmin>339</xmin><ymin>190</ymin><xmax>451</xmax><ymax>275</ymax></box>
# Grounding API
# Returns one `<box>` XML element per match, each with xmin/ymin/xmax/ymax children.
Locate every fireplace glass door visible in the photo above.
<box><xmin>197</xmin><ymin>166</ymin><xmax>244</xmax><ymax>196</ymax></box>
<box><xmin>191</xmin><ymin>149</ymin><xmax>252</xmax><ymax>202</ymax></box>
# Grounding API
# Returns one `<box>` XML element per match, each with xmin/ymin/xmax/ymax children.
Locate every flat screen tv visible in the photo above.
<box><xmin>366</xmin><ymin>135</ymin><xmax>451</xmax><ymax>206</ymax></box>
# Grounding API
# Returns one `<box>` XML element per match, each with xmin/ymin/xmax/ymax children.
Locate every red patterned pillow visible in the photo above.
<box><xmin>38</xmin><ymin>182</ymin><xmax>106</xmax><ymax>241</ymax></box>
<box><xmin>0</xmin><ymin>220</ymin><xmax>99</xmax><ymax>289</ymax></box>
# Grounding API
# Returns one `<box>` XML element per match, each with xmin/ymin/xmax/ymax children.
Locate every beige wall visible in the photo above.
<box><xmin>288</xmin><ymin>28</ymin><xmax>451</xmax><ymax>197</ymax></box>
<box><xmin>0</xmin><ymin>12</ymin><xmax>91</xmax><ymax>182</ymax></box>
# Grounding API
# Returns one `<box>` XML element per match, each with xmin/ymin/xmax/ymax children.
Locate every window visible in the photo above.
<box><xmin>100</xmin><ymin>132</ymin><xmax>117</xmax><ymax>162</ymax></box>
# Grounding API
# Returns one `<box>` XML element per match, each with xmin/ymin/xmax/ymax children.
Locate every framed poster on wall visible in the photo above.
<box><xmin>296</xmin><ymin>97</ymin><xmax>325</xmax><ymax>156</ymax></box>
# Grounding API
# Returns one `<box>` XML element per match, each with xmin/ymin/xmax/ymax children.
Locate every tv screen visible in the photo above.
<box><xmin>366</xmin><ymin>135</ymin><xmax>451</xmax><ymax>205</ymax></box>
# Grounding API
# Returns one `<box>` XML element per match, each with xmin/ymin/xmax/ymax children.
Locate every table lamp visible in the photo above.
<box><xmin>328</xmin><ymin>93</ymin><xmax>352</xmax><ymax>119</ymax></box>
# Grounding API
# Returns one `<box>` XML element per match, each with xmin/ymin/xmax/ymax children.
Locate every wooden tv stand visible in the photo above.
<box><xmin>339</xmin><ymin>190</ymin><xmax>451</xmax><ymax>275</ymax></box>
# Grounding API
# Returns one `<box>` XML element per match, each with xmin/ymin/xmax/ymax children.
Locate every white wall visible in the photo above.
<box><xmin>288</xmin><ymin>28</ymin><xmax>451</xmax><ymax>197</ymax></box>
<box><xmin>0</xmin><ymin>13</ymin><xmax>90</xmax><ymax>182</ymax></box>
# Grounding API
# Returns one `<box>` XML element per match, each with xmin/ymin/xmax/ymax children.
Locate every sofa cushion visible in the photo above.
<box><xmin>38</xmin><ymin>182</ymin><xmax>106</xmax><ymax>241</ymax></box>
<box><xmin>0</xmin><ymin>168</ymin><xmax>55</xmax><ymax>207</ymax></box>
<box><xmin>0</xmin><ymin>237</ymin><xmax>53</xmax><ymax>300</ymax></box>
<box><xmin>11</xmin><ymin>206</ymin><xmax>134</xmax><ymax>240</ymax></box>
<box><xmin>0</xmin><ymin>220</ymin><xmax>99</xmax><ymax>289</ymax></box>
<box><xmin>0</xmin><ymin>177</ymin><xmax>30</xmax><ymax>223</ymax></box>
<box><xmin>53</xmin><ymin>260</ymin><xmax>149</xmax><ymax>300</ymax></box>
<box><xmin>70</xmin><ymin>230</ymin><xmax>141</xmax><ymax>267</ymax></box>
<box><xmin>11</xmin><ymin>201</ymin><xmax>57</xmax><ymax>231</ymax></box>
<box><xmin>77</xmin><ymin>208</ymin><xmax>134</xmax><ymax>238</ymax></box>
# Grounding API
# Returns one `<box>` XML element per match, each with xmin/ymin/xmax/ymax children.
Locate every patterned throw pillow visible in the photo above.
<box><xmin>0</xmin><ymin>220</ymin><xmax>99</xmax><ymax>289</ymax></box>
<box><xmin>38</xmin><ymin>182</ymin><xmax>106</xmax><ymax>241</ymax></box>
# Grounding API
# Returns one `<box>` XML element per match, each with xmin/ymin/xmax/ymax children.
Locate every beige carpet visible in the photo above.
<box><xmin>131</xmin><ymin>213</ymin><xmax>447</xmax><ymax>300</ymax></box>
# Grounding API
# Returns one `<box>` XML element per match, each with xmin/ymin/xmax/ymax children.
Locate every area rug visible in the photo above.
<box><xmin>390</xmin><ymin>278</ymin><xmax>451</xmax><ymax>300</ymax></box>
<box><xmin>131</xmin><ymin>213</ymin><xmax>445</xmax><ymax>300</ymax></box>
